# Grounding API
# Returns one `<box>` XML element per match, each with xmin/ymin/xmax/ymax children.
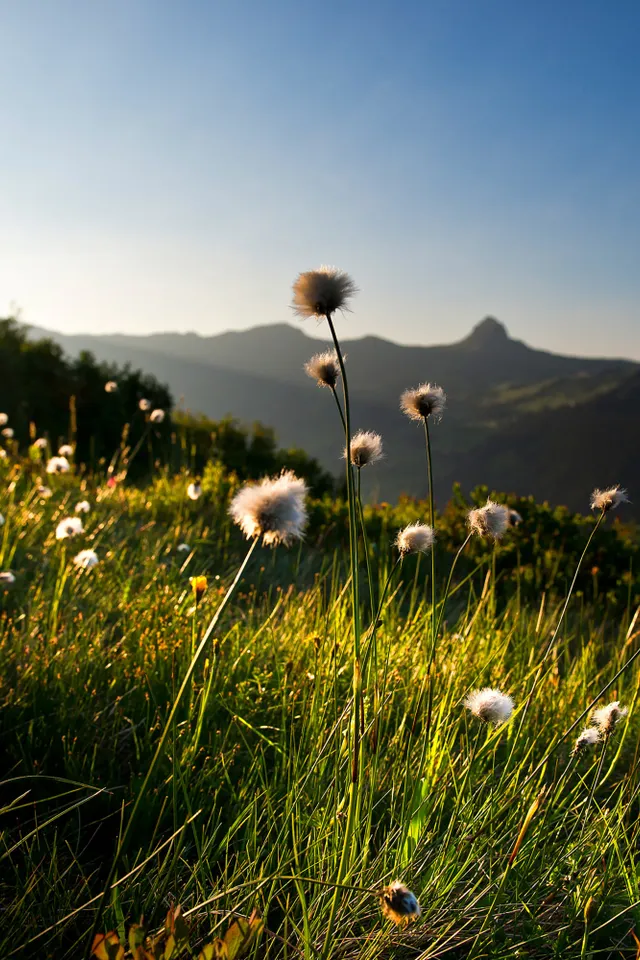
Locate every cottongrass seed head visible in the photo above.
<box><xmin>292</xmin><ymin>266</ymin><xmax>358</xmax><ymax>318</ymax></box>
<box><xmin>187</xmin><ymin>481</ymin><xmax>202</xmax><ymax>501</ymax></box>
<box><xmin>591</xmin><ymin>700</ymin><xmax>628</xmax><ymax>737</ymax></box>
<box><xmin>73</xmin><ymin>549</ymin><xmax>99</xmax><ymax>570</ymax></box>
<box><xmin>345</xmin><ymin>430</ymin><xmax>383</xmax><ymax>468</ymax></box>
<box><xmin>177</xmin><ymin>542</ymin><xmax>191</xmax><ymax>553</ymax></box>
<box><xmin>150</xmin><ymin>408</ymin><xmax>165</xmax><ymax>424</ymax></box>
<box><xmin>468</xmin><ymin>500</ymin><xmax>510</xmax><ymax>540</ymax></box>
<box><xmin>229</xmin><ymin>470</ymin><xmax>308</xmax><ymax>546</ymax></box>
<box><xmin>56</xmin><ymin>517</ymin><xmax>84</xmax><ymax>540</ymax></box>
<box><xmin>2</xmin><ymin>427</ymin><xmax>14</xmax><ymax>439</ymax></box>
<box><xmin>509</xmin><ymin>509</ymin><xmax>523</xmax><ymax>526</ymax></box>
<box><xmin>590</xmin><ymin>486</ymin><xmax>629</xmax><ymax>514</ymax></box>
<box><xmin>0</xmin><ymin>571</ymin><xmax>16</xmax><ymax>586</ymax></box>
<box><xmin>573</xmin><ymin>727</ymin><xmax>601</xmax><ymax>754</ymax></box>
<box><xmin>33</xmin><ymin>438</ymin><xmax>48</xmax><ymax>450</ymax></box>
<box><xmin>58</xmin><ymin>444</ymin><xmax>74</xmax><ymax>457</ymax></box>
<box><xmin>37</xmin><ymin>485</ymin><xmax>53</xmax><ymax>499</ymax></box>
<box><xmin>46</xmin><ymin>456</ymin><xmax>71</xmax><ymax>475</ymax></box>
<box><xmin>304</xmin><ymin>350</ymin><xmax>342</xmax><ymax>389</ymax></box>
<box><xmin>465</xmin><ymin>687</ymin><xmax>514</xmax><ymax>725</ymax></box>
<box><xmin>75</xmin><ymin>500</ymin><xmax>91</xmax><ymax>514</ymax></box>
<box><xmin>0</xmin><ymin>413</ymin><xmax>8</xmax><ymax>426</ymax></box>
<box><xmin>139</xmin><ymin>398</ymin><xmax>151</xmax><ymax>412</ymax></box>
<box><xmin>105</xmin><ymin>381</ymin><xmax>118</xmax><ymax>393</ymax></box>
<box><xmin>380</xmin><ymin>881</ymin><xmax>422</xmax><ymax>926</ymax></box>
<box><xmin>400</xmin><ymin>383</ymin><xmax>446</xmax><ymax>422</ymax></box>
<box><xmin>395</xmin><ymin>522</ymin><xmax>435</xmax><ymax>555</ymax></box>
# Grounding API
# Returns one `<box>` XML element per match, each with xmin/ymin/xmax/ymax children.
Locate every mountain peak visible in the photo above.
<box><xmin>463</xmin><ymin>316</ymin><xmax>510</xmax><ymax>348</ymax></box>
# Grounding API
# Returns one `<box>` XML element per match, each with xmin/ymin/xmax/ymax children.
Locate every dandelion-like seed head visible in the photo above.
<box><xmin>58</xmin><ymin>444</ymin><xmax>74</xmax><ymax>457</ymax></box>
<box><xmin>464</xmin><ymin>687</ymin><xmax>514</xmax><ymax>725</ymax></box>
<box><xmin>590</xmin><ymin>486</ymin><xmax>629</xmax><ymax>514</ymax></box>
<box><xmin>379</xmin><ymin>881</ymin><xmax>422</xmax><ymax>926</ymax></box>
<box><xmin>150</xmin><ymin>408</ymin><xmax>165</xmax><ymax>424</ymax></box>
<box><xmin>395</xmin><ymin>522</ymin><xmax>435</xmax><ymax>555</ymax></box>
<box><xmin>0</xmin><ymin>571</ymin><xmax>16</xmax><ymax>586</ymax></box>
<box><xmin>139</xmin><ymin>398</ymin><xmax>151</xmax><ymax>412</ymax></box>
<box><xmin>304</xmin><ymin>350</ymin><xmax>342</xmax><ymax>389</ymax></box>
<box><xmin>0</xmin><ymin>413</ymin><xmax>7</xmax><ymax>426</ymax></box>
<box><xmin>33</xmin><ymin>438</ymin><xmax>47</xmax><ymax>450</ymax></box>
<box><xmin>105</xmin><ymin>381</ymin><xmax>118</xmax><ymax>393</ymax></box>
<box><xmin>190</xmin><ymin>575</ymin><xmax>207</xmax><ymax>603</ymax></box>
<box><xmin>229</xmin><ymin>470</ymin><xmax>308</xmax><ymax>546</ymax></box>
<box><xmin>56</xmin><ymin>517</ymin><xmax>84</xmax><ymax>540</ymax></box>
<box><xmin>345</xmin><ymin>430</ymin><xmax>383</xmax><ymax>468</ymax></box>
<box><xmin>75</xmin><ymin>500</ymin><xmax>91</xmax><ymax>514</ymax></box>
<box><xmin>187</xmin><ymin>481</ymin><xmax>202</xmax><ymax>501</ymax></box>
<box><xmin>46</xmin><ymin>456</ymin><xmax>71</xmax><ymax>475</ymax></box>
<box><xmin>292</xmin><ymin>266</ymin><xmax>358</xmax><ymax>318</ymax></box>
<box><xmin>73</xmin><ymin>549</ymin><xmax>99</xmax><ymax>570</ymax></box>
<box><xmin>572</xmin><ymin>727</ymin><xmax>601</xmax><ymax>754</ymax></box>
<box><xmin>400</xmin><ymin>383</ymin><xmax>447</xmax><ymax>422</ymax></box>
<box><xmin>2</xmin><ymin>427</ymin><xmax>14</xmax><ymax>439</ymax></box>
<box><xmin>591</xmin><ymin>700</ymin><xmax>628</xmax><ymax>737</ymax></box>
<box><xmin>467</xmin><ymin>500</ymin><xmax>510</xmax><ymax>540</ymax></box>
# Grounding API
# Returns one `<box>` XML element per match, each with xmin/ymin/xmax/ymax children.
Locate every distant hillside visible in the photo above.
<box><xmin>24</xmin><ymin>318</ymin><xmax>639</xmax><ymax>511</ymax></box>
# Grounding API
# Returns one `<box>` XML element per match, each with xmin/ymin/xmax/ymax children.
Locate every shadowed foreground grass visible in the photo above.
<box><xmin>1</xmin><ymin>469</ymin><xmax>640</xmax><ymax>959</ymax></box>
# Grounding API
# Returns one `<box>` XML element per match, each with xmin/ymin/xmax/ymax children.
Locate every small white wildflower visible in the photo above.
<box><xmin>467</xmin><ymin>500</ymin><xmax>510</xmax><ymax>540</ymax></box>
<box><xmin>105</xmin><ymin>381</ymin><xmax>118</xmax><ymax>393</ymax></box>
<box><xmin>55</xmin><ymin>517</ymin><xmax>84</xmax><ymax>540</ymax></box>
<box><xmin>177</xmin><ymin>543</ymin><xmax>191</xmax><ymax>553</ymax></box>
<box><xmin>573</xmin><ymin>727</ymin><xmax>601</xmax><ymax>754</ymax></box>
<box><xmin>187</xmin><ymin>481</ymin><xmax>202</xmax><ymax>501</ymax></box>
<box><xmin>304</xmin><ymin>350</ymin><xmax>342</xmax><ymax>389</ymax></box>
<box><xmin>58</xmin><ymin>444</ymin><xmax>74</xmax><ymax>457</ymax></box>
<box><xmin>229</xmin><ymin>470</ymin><xmax>308</xmax><ymax>546</ymax></box>
<box><xmin>380</xmin><ymin>881</ymin><xmax>422</xmax><ymax>926</ymax></box>
<box><xmin>150</xmin><ymin>408</ymin><xmax>165</xmax><ymax>424</ymax></box>
<box><xmin>464</xmin><ymin>687</ymin><xmax>514</xmax><ymax>725</ymax></box>
<box><xmin>139</xmin><ymin>398</ymin><xmax>151</xmax><ymax>411</ymax></box>
<box><xmin>33</xmin><ymin>438</ymin><xmax>48</xmax><ymax>450</ymax></box>
<box><xmin>2</xmin><ymin>427</ymin><xmax>14</xmax><ymax>439</ymax></box>
<box><xmin>0</xmin><ymin>571</ymin><xmax>16</xmax><ymax>585</ymax></box>
<box><xmin>73</xmin><ymin>549</ymin><xmax>99</xmax><ymax>570</ymax></box>
<box><xmin>590</xmin><ymin>486</ymin><xmax>629</xmax><ymax>513</ymax></box>
<box><xmin>345</xmin><ymin>430</ymin><xmax>383</xmax><ymax>468</ymax></box>
<box><xmin>292</xmin><ymin>266</ymin><xmax>358</xmax><ymax>318</ymax></box>
<box><xmin>75</xmin><ymin>500</ymin><xmax>91</xmax><ymax>514</ymax></box>
<box><xmin>395</xmin><ymin>522</ymin><xmax>435</xmax><ymax>555</ymax></box>
<box><xmin>400</xmin><ymin>383</ymin><xmax>446</xmax><ymax>422</ymax></box>
<box><xmin>46</xmin><ymin>456</ymin><xmax>71</xmax><ymax>475</ymax></box>
<box><xmin>0</xmin><ymin>413</ymin><xmax>8</xmax><ymax>426</ymax></box>
<box><xmin>591</xmin><ymin>701</ymin><xmax>628</xmax><ymax>737</ymax></box>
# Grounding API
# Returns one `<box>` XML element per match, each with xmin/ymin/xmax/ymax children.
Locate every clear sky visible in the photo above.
<box><xmin>1</xmin><ymin>0</ymin><xmax>639</xmax><ymax>357</ymax></box>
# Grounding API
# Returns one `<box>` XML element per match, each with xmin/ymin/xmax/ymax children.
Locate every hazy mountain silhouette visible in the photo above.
<box><xmin>25</xmin><ymin>318</ymin><xmax>639</xmax><ymax>510</ymax></box>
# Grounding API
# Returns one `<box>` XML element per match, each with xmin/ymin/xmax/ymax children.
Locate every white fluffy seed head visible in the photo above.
<box><xmin>150</xmin><ymin>408</ymin><xmax>165</xmax><ymax>423</ymax></box>
<box><xmin>37</xmin><ymin>485</ymin><xmax>53</xmax><ymax>499</ymax></box>
<box><xmin>58</xmin><ymin>444</ymin><xmax>74</xmax><ymax>457</ymax></box>
<box><xmin>464</xmin><ymin>687</ymin><xmax>514</xmax><ymax>725</ymax></box>
<box><xmin>56</xmin><ymin>516</ymin><xmax>84</xmax><ymax>540</ymax></box>
<box><xmin>345</xmin><ymin>430</ymin><xmax>383</xmax><ymax>468</ymax></box>
<box><xmin>75</xmin><ymin>500</ymin><xmax>91</xmax><ymax>514</ymax></box>
<box><xmin>105</xmin><ymin>381</ymin><xmax>118</xmax><ymax>393</ymax></box>
<box><xmin>73</xmin><ymin>549</ymin><xmax>99</xmax><ymax>570</ymax></box>
<box><xmin>590</xmin><ymin>486</ymin><xmax>629</xmax><ymax>513</ymax></box>
<box><xmin>380</xmin><ymin>881</ymin><xmax>422</xmax><ymax>926</ymax></box>
<box><xmin>0</xmin><ymin>413</ymin><xmax>8</xmax><ymax>426</ymax></box>
<box><xmin>467</xmin><ymin>500</ymin><xmax>510</xmax><ymax>540</ymax></box>
<box><xmin>33</xmin><ymin>438</ymin><xmax>48</xmax><ymax>450</ymax></box>
<box><xmin>229</xmin><ymin>470</ymin><xmax>308</xmax><ymax>546</ymax></box>
<box><xmin>304</xmin><ymin>350</ymin><xmax>342</xmax><ymax>389</ymax></box>
<box><xmin>177</xmin><ymin>542</ymin><xmax>191</xmax><ymax>553</ymax></box>
<box><xmin>0</xmin><ymin>571</ymin><xmax>16</xmax><ymax>585</ymax></box>
<box><xmin>591</xmin><ymin>701</ymin><xmax>628</xmax><ymax>737</ymax></box>
<box><xmin>573</xmin><ymin>727</ymin><xmax>601</xmax><ymax>754</ymax></box>
<box><xmin>292</xmin><ymin>266</ymin><xmax>358</xmax><ymax>318</ymax></box>
<box><xmin>509</xmin><ymin>509</ymin><xmax>523</xmax><ymax>526</ymax></box>
<box><xmin>187</xmin><ymin>482</ymin><xmax>202</xmax><ymax>501</ymax></box>
<box><xmin>2</xmin><ymin>427</ymin><xmax>14</xmax><ymax>439</ymax></box>
<box><xmin>139</xmin><ymin>398</ymin><xmax>151</xmax><ymax>412</ymax></box>
<box><xmin>395</xmin><ymin>523</ymin><xmax>435</xmax><ymax>555</ymax></box>
<box><xmin>400</xmin><ymin>383</ymin><xmax>447</xmax><ymax>422</ymax></box>
<box><xmin>46</xmin><ymin>456</ymin><xmax>71</xmax><ymax>475</ymax></box>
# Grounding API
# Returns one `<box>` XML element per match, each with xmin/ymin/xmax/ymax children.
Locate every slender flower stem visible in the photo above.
<box><xmin>322</xmin><ymin>312</ymin><xmax>362</xmax><ymax>960</ymax></box>
<box><xmin>356</xmin><ymin>467</ymin><xmax>375</xmax><ymax>618</ymax></box>
<box><xmin>435</xmin><ymin>532</ymin><xmax>473</xmax><ymax>637</ymax></box>
<box><xmin>86</xmin><ymin>537</ymin><xmax>259</xmax><ymax>955</ymax></box>
<box><xmin>422</xmin><ymin>417</ymin><xmax>438</xmax><ymax>745</ymax></box>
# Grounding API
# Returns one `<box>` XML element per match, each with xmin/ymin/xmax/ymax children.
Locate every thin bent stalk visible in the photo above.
<box><xmin>85</xmin><ymin>536</ymin><xmax>259</xmax><ymax>955</ymax></box>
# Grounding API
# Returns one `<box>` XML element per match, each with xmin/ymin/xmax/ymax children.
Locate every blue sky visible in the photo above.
<box><xmin>1</xmin><ymin>0</ymin><xmax>639</xmax><ymax>357</ymax></box>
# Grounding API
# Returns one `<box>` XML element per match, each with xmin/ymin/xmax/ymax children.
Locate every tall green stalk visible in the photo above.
<box><xmin>423</xmin><ymin>417</ymin><xmax>438</xmax><ymax>741</ymax></box>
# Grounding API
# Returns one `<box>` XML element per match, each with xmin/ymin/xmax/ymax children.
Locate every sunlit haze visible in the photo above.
<box><xmin>1</xmin><ymin>1</ymin><xmax>639</xmax><ymax>357</ymax></box>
